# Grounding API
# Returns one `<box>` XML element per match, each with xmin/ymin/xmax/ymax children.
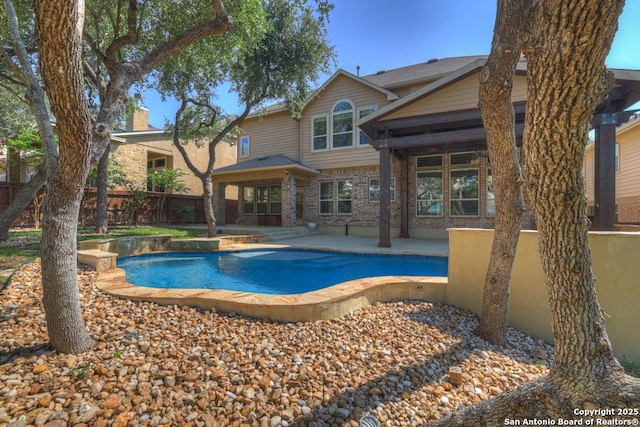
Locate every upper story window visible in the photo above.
<box><xmin>312</xmin><ymin>116</ymin><xmax>328</xmax><ymax>151</ymax></box>
<box><xmin>332</xmin><ymin>101</ymin><xmax>354</xmax><ymax>149</ymax></box>
<box><xmin>358</xmin><ymin>106</ymin><xmax>376</xmax><ymax>145</ymax></box>
<box><xmin>240</xmin><ymin>135</ymin><xmax>250</xmax><ymax>158</ymax></box>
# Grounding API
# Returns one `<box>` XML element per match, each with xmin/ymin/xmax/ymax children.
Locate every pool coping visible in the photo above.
<box><xmin>90</xmin><ymin>239</ymin><xmax>449</xmax><ymax>322</ymax></box>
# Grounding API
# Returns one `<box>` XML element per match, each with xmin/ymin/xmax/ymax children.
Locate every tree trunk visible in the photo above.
<box><xmin>35</xmin><ymin>0</ymin><xmax>95</xmax><ymax>353</ymax></box>
<box><xmin>475</xmin><ymin>0</ymin><xmax>529</xmax><ymax>345</ymax></box>
<box><xmin>94</xmin><ymin>146</ymin><xmax>109</xmax><ymax>233</ymax></box>
<box><xmin>202</xmin><ymin>175</ymin><xmax>217</xmax><ymax>237</ymax></box>
<box><xmin>429</xmin><ymin>0</ymin><xmax>640</xmax><ymax>424</ymax></box>
<box><xmin>0</xmin><ymin>165</ymin><xmax>46</xmax><ymax>240</ymax></box>
<box><xmin>521</xmin><ymin>0</ymin><xmax>631</xmax><ymax>388</ymax></box>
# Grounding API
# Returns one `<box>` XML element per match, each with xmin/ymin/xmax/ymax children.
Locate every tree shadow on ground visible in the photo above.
<box><xmin>294</xmin><ymin>302</ymin><xmax>552</xmax><ymax>426</ymax></box>
<box><xmin>0</xmin><ymin>343</ymin><xmax>53</xmax><ymax>365</ymax></box>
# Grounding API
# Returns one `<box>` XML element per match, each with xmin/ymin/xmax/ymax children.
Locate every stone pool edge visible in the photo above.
<box><xmin>94</xmin><ymin>267</ymin><xmax>448</xmax><ymax>323</ymax></box>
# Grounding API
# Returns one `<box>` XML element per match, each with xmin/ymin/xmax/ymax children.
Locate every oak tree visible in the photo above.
<box><xmin>167</xmin><ymin>0</ymin><xmax>334</xmax><ymax>236</ymax></box>
<box><xmin>431</xmin><ymin>1</ymin><xmax>640</xmax><ymax>423</ymax></box>
<box><xmin>31</xmin><ymin>0</ymin><xmax>259</xmax><ymax>353</ymax></box>
<box><xmin>475</xmin><ymin>0</ymin><xmax>530</xmax><ymax>344</ymax></box>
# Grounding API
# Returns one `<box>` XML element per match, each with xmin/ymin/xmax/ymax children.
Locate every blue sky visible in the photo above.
<box><xmin>142</xmin><ymin>1</ymin><xmax>640</xmax><ymax>127</ymax></box>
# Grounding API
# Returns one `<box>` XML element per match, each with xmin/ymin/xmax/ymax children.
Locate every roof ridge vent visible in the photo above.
<box><xmin>427</xmin><ymin>58</ymin><xmax>439</xmax><ymax>64</ymax></box>
<box><xmin>376</xmin><ymin>70</ymin><xmax>386</xmax><ymax>75</ymax></box>
<box><xmin>256</xmin><ymin>156</ymin><xmax>270</xmax><ymax>161</ymax></box>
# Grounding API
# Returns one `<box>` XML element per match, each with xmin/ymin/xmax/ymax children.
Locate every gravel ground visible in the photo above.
<box><xmin>0</xmin><ymin>260</ymin><xmax>553</xmax><ymax>427</ymax></box>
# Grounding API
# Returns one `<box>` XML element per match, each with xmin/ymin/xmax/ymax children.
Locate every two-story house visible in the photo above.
<box><xmin>212</xmin><ymin>56</ymin><xmax>640</xmax><ymax>243</ymax></box>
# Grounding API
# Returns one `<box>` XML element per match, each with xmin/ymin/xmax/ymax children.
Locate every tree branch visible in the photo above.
<box><xmin>104</xmin><ymin>0</ymin><xmax>139</xmax><ymax>63</ymax></box>
<box><xmin>0</xmin><ymin>80</ymin><xmax>26</xmax><ymax>102</ymax></box>
<box><xmin>83</xmin><ymin>60</ymin><xmax>107</xmax><ymax>101</ymax></box>
<box><xmin>172</xmin><ymin>98</ymin><xmax>206</xmax><ymax>180</ymax></box>
<box><xmin>83</xmin><ymin>32</ymin><xmax>109</xmax><ymax>69</ymax></box>
<box><xmin>138</xmin><ymin>0</ymin><xmax>233</xmax><ymax>75</ymax></box>
<box><xmin>4</xmin><ymin>0</ymin><xmax>59</xmax><ymax>175</ymax></box>
<box><xmin>0</xmin><ymin>47</ymin><xmax>28</xmax><ymax>87</ymax></box>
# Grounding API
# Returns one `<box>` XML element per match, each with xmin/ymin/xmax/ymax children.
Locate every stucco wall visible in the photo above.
<box><xmin>447</xmin><ymin>228</ymin><xmax>640</xmax><ymax>363</ymax></box>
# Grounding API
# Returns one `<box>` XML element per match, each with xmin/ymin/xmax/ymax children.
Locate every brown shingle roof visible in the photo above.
<box><xmin>361</xmin><ymin>55</ymin><xmax>488</xmax><ymax>89</ymax></box>
<box><xmin>212</xmin><ymin>154</ymin><xmax>317</xmax><ymax>174</ymax></box>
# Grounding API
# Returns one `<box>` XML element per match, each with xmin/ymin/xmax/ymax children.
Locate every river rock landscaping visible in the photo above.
<box><xmin>0</xmin><ymin>260</ymin><xmax>552</xmax><ymax>426</ymax></box>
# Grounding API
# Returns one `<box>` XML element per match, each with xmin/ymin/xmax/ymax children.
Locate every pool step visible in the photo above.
<box><xmin>260</xmin><ymin>228</ymin><xmax>320</xmax><ymax>242</ymax></box>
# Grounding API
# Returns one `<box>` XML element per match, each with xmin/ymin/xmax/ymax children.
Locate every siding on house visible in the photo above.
<box><xmin>616</xmin><ymin>117</ymin><xmax>640</xmax><ymax>198</ymax></box>
<box><xmin>584</xmin><ymin>144</ymin><xmax>595</xmax><ymax>203</ymax></box>
<box><xmin>384</xmin><ymin>74</ymin><xmax>528</xmax><ymax>121</ymax></box>
<box><xmin>300</xmin><ymin>73</ymin><xmax>393</xmax><ymax>170</ymax></box>
<box><xmin>238</xmin><ymin>110</ymin><xmax>300</xmax><ymax>161</ymax></box>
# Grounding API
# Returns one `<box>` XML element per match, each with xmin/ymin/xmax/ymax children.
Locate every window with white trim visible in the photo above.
<box><xmin>486</xmin><ymin>168</ymin><xmax>495</xmax><ymax>217</ymax></box>
<box><xmin>337</xmin><ymin>180</ymin><xmax>353</xmax><ymax>213</ymax></box>
<box><xmin>358</xmin><ymin>106</ymin><xmax>376</xmax><ymax>145</ymax></box>
<box><xmin>319</xmin><ymin>181</ymin><xmax>334</xmax><ymax>214</ymax></box>
<box><xmin>256</xmin><ymin>185</ymin><xmax>268</xmax><ymax>214</ymax></box>
<box><xmin>240</xmin><ymin>135</ymin><xmax>250</xmax><ymax>157</ymax></box>
<box><xmin>269</xmin><ymin>184</ymin><xmax>282</xmax><ymax>214</ymax></box>
<box><xmin>319</xmin><ymin>179</ymin><xmax>353</xmax><ymax>214</ymax></box>
<box><xmin>312</xmin><ymin>116</ymin><xmax>328</xmax><ymax>151</ymax></box>
<box><xmin>369</xmin><ymin>177</ymin><xmax>396</xmax><ymax>202</ymax></box>
<box><xmin>332</xmin><ymin>101</ymin><xmax>354</xmax><ymax>148</ymax></box>
<box><xmin>417</xmin><ymin>171</ymin><xmax>443</xmax><ymax>216</ymax></box>
<box><xmin>450</xmin><ymin>168</ymin><xmax>479</xmax><ymax>216</ymax></box>
<box><xmin>243</xmin><ymin>186</ymin><xmax>255</xmax><ymax>214</ymax></box>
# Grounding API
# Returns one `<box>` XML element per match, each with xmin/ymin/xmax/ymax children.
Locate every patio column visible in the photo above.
<box><xmin>216</xmin><ymin>182</ymin><xmax>226</xmax><ymax>225</ymax></box>
<box><xmin>378</xmin><ymin>146</ymin><xmax>391</xmax><ymax>248</ymax></box>
<box><xmin>399</xmin><ymin>155</ymin><xmax>409</xmax><ymax>238</ymax></box>
<box><xmin>281</xmin><ymin>175</ymin><xmax>296</xmax><ymax>227</ymax></box>
<box><xmin>592</xmin><ymin>112</ymin><xmax>617</xmax><ymax>230</ymax></box>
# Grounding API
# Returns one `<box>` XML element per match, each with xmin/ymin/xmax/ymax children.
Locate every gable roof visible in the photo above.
<box><xmin>356</xmin><ymin>58</ymin><xmax>489</xmax><ymax>135</ymax></box>
<box><xmin>361</xmin><ymin>55</ymin><xmax>488</xmax><ymax>89</ymax></box>
<box><xmin>246</xmin><ymin>69</ymin><xmax>400</xmax><ymax>119</ymax></box>
<box><xmin>310</xmin><ymin>69</ymin><xmax>400</xmax><ymax>103</ymax></box>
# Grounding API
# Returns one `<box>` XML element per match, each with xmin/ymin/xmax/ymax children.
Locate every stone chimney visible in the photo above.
<box><xmin>125</xmin><ymin>107</ymin><xmax>149</xmax><ymax>131</ymax></box>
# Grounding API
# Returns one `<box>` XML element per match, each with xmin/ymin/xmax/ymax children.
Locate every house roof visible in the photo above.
<box><xmin>361</xmin><ymin>55</ymin><xmax>488</xmax><ymax>89</ymax></box>
<box><xmin>357</xmin><ymin>58</ymin><xmax>489</xmax><ymax>136</ymax></box>
<box><xmin>212</xmin><ymin>154</ymin><xmax>319</xmax><ymax>183</ymax></box>
<box><xmin>246</xmin><ymin>69</ymin><xmax>400</xmax><ymax>119</ymax></box>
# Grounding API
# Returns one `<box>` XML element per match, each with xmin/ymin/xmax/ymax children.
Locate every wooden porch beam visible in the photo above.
<box><xmin>373</xmin><ymin>123</ymin><xmax>525</xmax><ymax>150</ymax></box>
<box><xmin>593</xmin><ymin>112</ymin><xmax>618</xmax><ymax>230</ymax></box>
<box><xmin>372</xmin><ymin>102</ymin><xmax>526</xmax><ymax>135</ymax></box>
<box><xmin>378</xmin><ymin>147</ymin><xmax>391</xmax><ymax>248</ymax></box>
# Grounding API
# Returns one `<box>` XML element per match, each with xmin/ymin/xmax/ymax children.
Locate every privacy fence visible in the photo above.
<box><xmin>0</xmin><ymin>183</ymin><xmax>218</xmax><ymax>227</ymax></box>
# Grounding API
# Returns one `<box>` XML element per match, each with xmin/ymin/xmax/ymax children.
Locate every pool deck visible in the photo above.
<box><xmin>94</xmin><ymin>231</ymin><xmax>450</xmax><ymax>322</ymax></box>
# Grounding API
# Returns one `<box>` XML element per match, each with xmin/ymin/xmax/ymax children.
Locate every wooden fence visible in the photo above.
<box><xmin>0</xmin><ymin>183</ymin><xmax>215</xmax><ymax>227</ymax></box>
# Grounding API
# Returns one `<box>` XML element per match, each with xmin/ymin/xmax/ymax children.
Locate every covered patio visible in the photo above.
<box><xmin>359</xmin><ymin>63</ymin><xmax>640</xmax><ymax>247</ymax></box>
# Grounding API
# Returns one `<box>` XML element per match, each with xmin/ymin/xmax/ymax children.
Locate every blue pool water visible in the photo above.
<box><xmin>118</xmin><ymin>249</ymin><xmax>448</xmax><ymax>295</ymax></box>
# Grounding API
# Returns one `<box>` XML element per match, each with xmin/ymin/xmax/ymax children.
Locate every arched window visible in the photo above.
<box><xmin>332</xmin><ymin>100</ymin><xmax>354</xmax><ymax>148</ymax></box>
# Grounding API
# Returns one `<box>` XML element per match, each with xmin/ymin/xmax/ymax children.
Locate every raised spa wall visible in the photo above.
<box><xmin>77</xmin><ymin>234</ymin><xmax>262</xmax><ymax>273</ymax></box>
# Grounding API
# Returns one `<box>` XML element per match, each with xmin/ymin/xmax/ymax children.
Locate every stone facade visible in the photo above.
<box><xmin>110</xmin><ymin>143</ymin><xmax>148</xmax><ymax>190</ymax></box>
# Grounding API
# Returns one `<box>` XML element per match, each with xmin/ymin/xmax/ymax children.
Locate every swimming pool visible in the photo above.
<box><xmin>118</xmin><ymin>249</ymin><xmax>448</xmax><ymax>295</ymax></box>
